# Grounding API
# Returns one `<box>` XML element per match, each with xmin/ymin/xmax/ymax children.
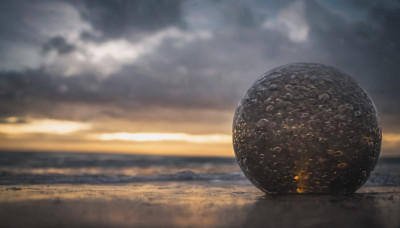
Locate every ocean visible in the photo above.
<box><xmin>0</xmin><ymin>151</ymin><xmax>399</xmax><ymax>186</ymax></box>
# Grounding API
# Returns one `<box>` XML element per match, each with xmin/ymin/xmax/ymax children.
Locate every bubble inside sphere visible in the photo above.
<box><xmin>233</xmin><ymin>63</ymin><xmax>381</xmax><ymax>194</ymax></box>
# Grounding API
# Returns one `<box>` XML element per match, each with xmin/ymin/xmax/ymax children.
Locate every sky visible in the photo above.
<box><xmin>0</xmin><ymin>0</ymin><xmax>399</xmax><ymax>157</ymax></box>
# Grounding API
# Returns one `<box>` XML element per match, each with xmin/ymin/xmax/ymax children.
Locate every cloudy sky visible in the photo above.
<box><xmin>0</xmin><ymin>0</ymin><xmax>399</xmax><ymax>156</ymax></box>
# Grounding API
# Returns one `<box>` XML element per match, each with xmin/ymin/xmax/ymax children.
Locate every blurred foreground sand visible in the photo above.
<box><xmin>0</xmin><ymin>181</ymin><xmax>399</xmax><ymax>228</ymax></box>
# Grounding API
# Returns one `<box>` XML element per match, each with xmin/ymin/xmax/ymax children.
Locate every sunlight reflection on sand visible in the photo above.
<box><xmin>1</xmin><ymin>182</ymin><xmax>399</xmax><ymax>228</ymax></box>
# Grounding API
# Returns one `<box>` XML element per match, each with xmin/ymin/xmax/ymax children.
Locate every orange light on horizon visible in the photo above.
<box><xmin>382</xmin><ymin>133</ymin><xmax>400</xmax><ymax>148</ymax></box>
<box><xmin>0</xmin><ymin>117</ymin><xmax>400</xmax><ymax>157</ymax></box>
<box><xmin>94</xmin><ymin>132</ymin><xmax>232</xmax><ymax>144</ymax></box>
<box><xmin>0</xmin><ymin>118</ymin><xmax>234</xmax><ymax>156</ymax></box>
<box><xmin>0</xmin><ymin>118</ymin><xmax>91</xmax><ymax>135</ymax></box>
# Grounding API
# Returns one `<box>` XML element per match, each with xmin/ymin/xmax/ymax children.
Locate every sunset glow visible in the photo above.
<box><xmin>97</xmin><ymin>132</ymin><xmax>231</xmax><ymax>144</ymax></box>
<box><xmin>382</xmin><ymin>133</ymin><xmax>400</xmax><ymax>148</ymax></box>
<box><xmin>0</xmin><ymin>119</ymin><xmax>91</xmax><ymax>135</ymax></box>
<box><xmin>0</xmin><ymin>118</ymin><xmax>233</xmax><ymax>157</ymax></box>
<box><xmin>0</xmin><ymin>117</ymin><xmax>399</xmax><ymax>157</ymax></box>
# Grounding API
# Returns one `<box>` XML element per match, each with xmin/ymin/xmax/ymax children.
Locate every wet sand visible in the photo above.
<box><xmin>0</xmin><ymin>182</ymin><xmax>399</xmax><ymax>228</ymax></box>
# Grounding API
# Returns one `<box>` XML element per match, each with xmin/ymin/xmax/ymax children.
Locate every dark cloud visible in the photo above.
<box><xmin>303</xmin><ymin>0</ymin><xmax>400</xmax><ymax>115</ymax></box>
<box><xmin>68</xmin><ymin>0</ymin><xmax>183</xmax><ymax>40</ymax></box>
<box><xmin>42</xmin><ymin>36</ymin><xmax>75</xmax><ymax>54</ymax></box>
<box><xmin>0</xmin><ymin>60</ymin><xmax>239</xmax><ymax>121</ymax></box>
<box><xmin>0</xmin><ymin>0</ymin><xmax>36</xmax><ymax>42</ymax></box>
<box><xmin>0</xmin><ymin>0</ymin><xmax>400</xmax><ymax>136</ymax></box>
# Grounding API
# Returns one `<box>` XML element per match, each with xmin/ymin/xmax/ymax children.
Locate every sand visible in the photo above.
<box><xmin>1</xmin><ymin>181</ymin><xmax>399</xmax><ymax>228</ymax></box>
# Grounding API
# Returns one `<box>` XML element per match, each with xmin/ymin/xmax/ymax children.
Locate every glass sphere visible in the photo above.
<box><xmin>233</xmin><ymin>63</ymin><xmax>381</xmax><ymax>194</ymax></box>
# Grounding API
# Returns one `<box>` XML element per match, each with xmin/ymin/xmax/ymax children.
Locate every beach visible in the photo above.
<box><xmin>0</xmin><ymin>152</ymin><xmax>399</xmax><ymax>228</ymax></box>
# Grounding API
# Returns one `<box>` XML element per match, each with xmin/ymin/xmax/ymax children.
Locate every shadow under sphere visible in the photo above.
<box><xmin>242</xmin><ymin>194</ymin><xmax>388</xmax><ymax>228</ymax></box>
